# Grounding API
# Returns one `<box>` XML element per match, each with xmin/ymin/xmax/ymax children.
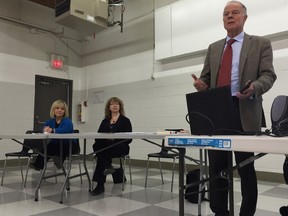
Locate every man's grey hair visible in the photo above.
<box><xmin>227</xmin><ymin>1</ymin><xmax>247</xmax><ymax>15</ymax></box>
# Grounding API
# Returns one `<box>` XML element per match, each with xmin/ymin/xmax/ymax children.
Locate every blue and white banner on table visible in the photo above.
<box><xmin>166</xmin><ymin>137</ymin><xmax>231</xmax><ymax>149</ymax></box>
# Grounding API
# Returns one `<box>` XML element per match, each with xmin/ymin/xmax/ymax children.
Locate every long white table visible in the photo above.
<box><xmin>2</xmin><ymin>133</ymin><xmax>287</xmax><ymax>216</ymax></box>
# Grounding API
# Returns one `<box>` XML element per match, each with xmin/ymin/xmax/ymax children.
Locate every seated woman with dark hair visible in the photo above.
<box><xmin>90</xmin><ymin>96</ymin><xmax>132</xmax><ymax>196</ymax></box>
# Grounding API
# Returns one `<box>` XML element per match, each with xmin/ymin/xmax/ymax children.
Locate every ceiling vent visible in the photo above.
<box><xmin>55</xmin><ymin>0</ymin><xmax>108</xmax><ymax>35</ymax></box>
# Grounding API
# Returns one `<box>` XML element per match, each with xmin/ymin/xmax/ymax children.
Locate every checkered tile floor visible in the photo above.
<box><xmin>0</xmin><ymin>161</ymin><xmax>287</xmax><ymax>216</ymax></box>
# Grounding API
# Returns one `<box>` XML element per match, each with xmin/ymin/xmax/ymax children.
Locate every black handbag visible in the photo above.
<box><xmin>283</xmin><ymin>156</ymin><xmax>288</xmax><ymax>184</ymax></box>
<box><xmin>112</xmin><ymin>168</ymin><xmax>126</xmax><ymax>184</ymax></box>
<box><xmin>185</xmin><ymin>169</ymin><xmax>206</xmax><ymax>203</ymax></box>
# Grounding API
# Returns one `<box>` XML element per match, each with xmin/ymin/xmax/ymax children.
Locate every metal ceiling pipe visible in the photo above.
<box><xmin>0</xmin><ymin>14</ymin><xmax>82</xmax><ymax>56</ymax></box>
<box><xmin>0</xmin><ymin>14</ymin><xmax>62</xmax><ymax>35</ymax></box>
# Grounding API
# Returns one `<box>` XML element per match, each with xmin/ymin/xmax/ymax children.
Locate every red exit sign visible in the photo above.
<box><xmin>50</xmin><ymin>54</ymin><xmax>65</xmax><ymax>70</ymax></box>
<box><xmin>52</xmin><ymin>59</ymin><xmax>63</xmax><ymax>69</ymax></box>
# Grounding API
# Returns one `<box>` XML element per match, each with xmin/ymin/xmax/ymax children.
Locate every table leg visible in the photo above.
<box><xmin>178</xmin><ymin>148</ymin><xmax>185</xmax><ymax>216</ymax></box>
<box><xmin>83</xmin><ymin>139</ymin><xmax>92</xmax><ymax>191</ymax></box>
<box><xmin>35</xmin><ymin>139</ymin><xmax>48</xmax><ymax>201</ymax></box>
<box><xmin>60</xmin><ymin>140</ymin><xmax>72</xmax><ymax>203</ymax></box>
<box><xmin>198</xmin><ymin>149</ymin><xmax>204</xmax><ymax>215</ymax></box>
<box><xmin>228</xmin><ymin>151</ymin><xmax>234</xmax><ymax>216</ymax></box>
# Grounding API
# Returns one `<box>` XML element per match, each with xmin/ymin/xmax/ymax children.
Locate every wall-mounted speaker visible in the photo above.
<box><xmin>271</xmin><ymin>95</ymin><xmax>288</xmax><ymax>136</ymax></box>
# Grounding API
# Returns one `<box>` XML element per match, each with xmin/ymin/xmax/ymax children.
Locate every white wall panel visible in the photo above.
<box><xmin>154</xmin><ymin>6</ymin><xmax>172</xmax><ymax>60</ymax></box>
<box><xmin>155</xmin><ymin>0</ymin><xmax>288</xmax><ymax>60</ymax></box>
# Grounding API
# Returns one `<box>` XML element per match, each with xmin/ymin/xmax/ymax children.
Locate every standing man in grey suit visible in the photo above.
<box><xmin>192</xmin><ymin>1</ymin><xmax>276</xmax><ymax>216</ymax></box>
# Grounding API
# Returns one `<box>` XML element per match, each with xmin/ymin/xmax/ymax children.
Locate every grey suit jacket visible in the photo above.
<box><xmin>200</xmin><ymin>33</ymin><xmax>277</xmax><ymax>131</ymax></box>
